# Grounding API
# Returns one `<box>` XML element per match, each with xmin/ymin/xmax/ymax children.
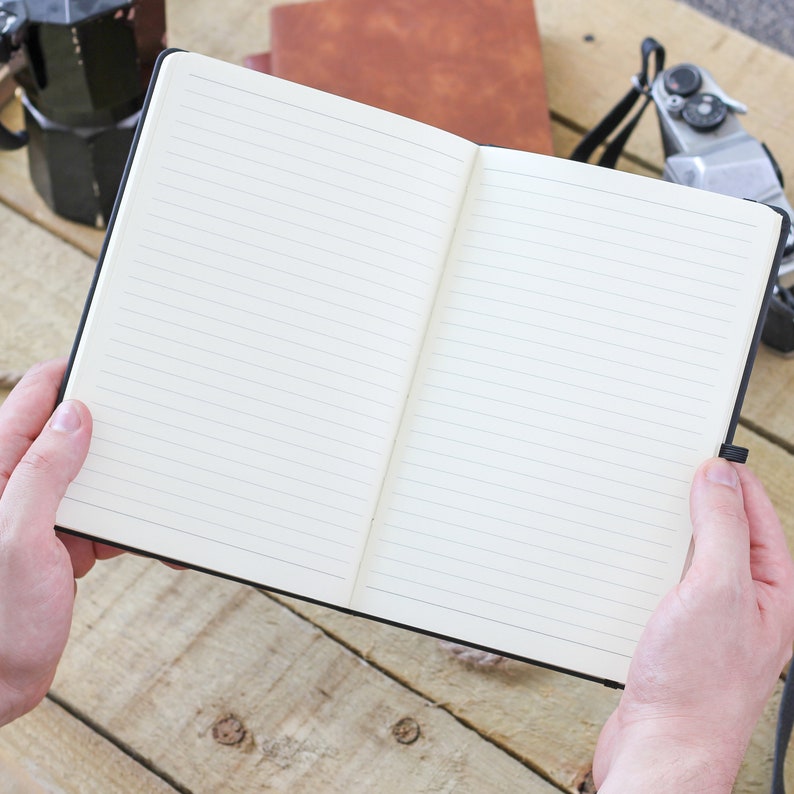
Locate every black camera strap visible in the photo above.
<box><xmin>773</xmin><ymin>670</ymin><xmax>794</xmax><ymax>793</ymax></box>
<box><xmin>570</xmin><ymin>37</ymin><xmax>665</xmax><ymax>167</ymax></box>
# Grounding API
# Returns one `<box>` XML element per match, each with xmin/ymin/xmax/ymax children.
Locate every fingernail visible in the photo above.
<box><xmin>50</xmin><ymin>401</ymin><xmax>82</xmax><ymax>433</ymax></box>
<box><xmin>705</xmin><ymin>458</ymin><xmax>739</xmax><ymax>488</ymax></box>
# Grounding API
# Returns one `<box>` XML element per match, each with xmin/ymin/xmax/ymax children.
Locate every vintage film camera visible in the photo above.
<box><xmin>572</xmin><ymin>37</ymin><xmax>794</xmax><ymax>353</ymax></box>
<box><xmin>0</xmin><ymin>0</ymin><xmax>164</xmax><ymax>227</ymax></box>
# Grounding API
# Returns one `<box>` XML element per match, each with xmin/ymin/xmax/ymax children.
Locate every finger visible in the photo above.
<box><xmin>0</xmin><ymin>359</ymin><xmax>67</xmax><ymax>498</ymax></box>
<box><xmin>0</xmin><ymin>400</ymin><xmax>92</xmax><ymax>556</ymax></box>
<box><xmin>55</xmin><ymin>534</ymin><xmax>99</xmax><ymax>579</ymax></box>
<box><xmin>735</xmin><ymin>465</ymin><xmax>794</xmax><ymax>590</ymax></box>
<box><xmin>54</xmin><ymin>534</ymin><xmax>125</xmax><ymax>579</ymax></box>
<box><xmin>688</xmin><ymin>458</ymin><xmax>750</xmax><ymax>584</ymax></box>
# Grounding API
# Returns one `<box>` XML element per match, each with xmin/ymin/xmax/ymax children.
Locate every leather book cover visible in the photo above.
<box><xmin>256</xmin><ymin>0</ymin><xmax>553</xmax><ymax>154</ymax></box>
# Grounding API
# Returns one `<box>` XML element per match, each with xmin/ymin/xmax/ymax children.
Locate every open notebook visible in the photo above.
<box><xmin>56</xmin><ymin>51</ymin><xmax>788</xmax><ymax>686</ymax></box>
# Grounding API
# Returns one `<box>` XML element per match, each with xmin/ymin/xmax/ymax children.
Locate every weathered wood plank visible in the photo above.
<box><xmin>0</xmin><ymin>697</ymin><xmax>178</xmax><ymax>792</ymax></box>
<box><xmin>51</xmin><ymin>555</ymin><xmax>558</xmax><ymax>793</ymax></box>
<box><xmin>742</xmin><ymin>347</ymin><xmax>794</xmax><ymax>452</ymax></box>
<box><xmin>0</xmin><ymin>201</ymin><xmax>95</xmax><ymax>375</ymax></box>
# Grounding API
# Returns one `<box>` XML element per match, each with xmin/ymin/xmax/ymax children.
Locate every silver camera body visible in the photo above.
<box><xmin>651</xmin><ymin>62</ymin><xmax>794</xmax><ymax>274</ymax></box>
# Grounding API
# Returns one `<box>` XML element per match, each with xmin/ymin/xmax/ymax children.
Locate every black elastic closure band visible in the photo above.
<box><xmin>718</xmin><ymin>443</ymin><xmax>749</xmax><ymax>464</ymax></box>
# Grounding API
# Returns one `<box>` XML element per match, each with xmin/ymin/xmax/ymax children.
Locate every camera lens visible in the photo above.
<box><xmin>682</xmin><ymin>93</ymin><xmax>728</xmax><ymax>131</ymax></box>
<box><xmin>663</xmin><ymin>64</ymin><xmax>702</xmax><ymax>97</ymax></box>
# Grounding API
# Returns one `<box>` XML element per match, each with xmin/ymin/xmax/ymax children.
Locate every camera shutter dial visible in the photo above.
<box><xmin>662</xmin><ymin>64</ymin><xmax>702</xmax><ymax>97</ymax></box>
<box><xmin>681</xmin><ymin>93</ymin><xmax>728</xmax><ymax>131</ymax></box>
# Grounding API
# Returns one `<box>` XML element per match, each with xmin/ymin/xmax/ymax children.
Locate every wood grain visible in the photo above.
<box><xmin>0</xmin><ymin>697</ymin><xmax>178</xmax><ymax>792</ymax></box>
<box><xmin>53</xmin><ymin>555</ymin><xmax>558</xmax><ymax>793</ymax></box>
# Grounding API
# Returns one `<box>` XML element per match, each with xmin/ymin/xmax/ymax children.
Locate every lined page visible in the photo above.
<box><xmin>357</xmin><ymin>147</ymin><xmax>781</xmax><ymax>682</ymax></box>
<box><xmin>57</xmin><ymin>52</ymin><xmax>477</xmax><ymax>605</ymax></box>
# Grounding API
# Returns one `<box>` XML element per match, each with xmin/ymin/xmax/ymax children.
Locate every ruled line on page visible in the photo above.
<box><xmin>111</xmin><ymin>321</ymin><xmax>399</xmax><ymax>407</ymax></box>
<box><xmin>158</xmin><ymin>177</ymin><xmax>443</xmax><ymax>253</ymax></box>
<box><xmin>117</xmin><ymin>290</ymin><xmax>408</xmax><ymax>380</ymax></box>
<box><xmin>168</xmin><ymin>133</ymin><xmax>457</xmax><ymax>213</ymax></box>
<box><xmin>409</xmin><ymin>413</ymin><xmax>691</xmax><ymax>477</ymax></box>
<box><xmin>91</xmin><ymin>426</ymin><xmax>373</xmax><ymax>495</ymax></box>
<box><xmin>442</xmin><ymin>292</ymin><xmax>722</xmax><ymax>355</ymax></box>
<box><xmin>165</xmin><ymin>148</ymin><xmax>453</xmax><ymax>228</ymax></box>
<box><xmin>92</xmin><ymin>417</ymin><xmax>373</xmax><ymax>534</ymax></box>
<box><xmin>455</xmin><ymin>265</ymin><xmax>732</xmax><ymax>325</ymax></box>
<box><xmin>395</xmin><ymin>472</ymin><xmax>678</xmax><ymax>533</ymax></box>
<box><xmin>459</xmin><ymin>244</ymin><xmax>738</xmax><ymax>296</ymax></box>
<box><xmin>150</xmin><ymin>193</ymin><xmax>441</xmax><ymax>269</ymax></box>
<box><xmin>82</xmin><ymin>447</ymin><xmax>368</xmax><ymax>527</ymax></box>
<box><xmin>179</xmin><ymin>88</ymin><xmax>466</xmax><ymax>171</ymax></box>
<box><xmin>363</xmin><ymin>586</ymin><xmax>635</xmax><ymax>658</ymax></box>
<box><xmin>471</xmin><ymin>205</ymin><xmax>749</xmax><ymax>261</ymax></box>
<box><xmin>450</xmin><ymin>278</ymin><xmax>730</xmax><ymax>342</ymax></box>
<box><xmin>437</xmin><ymin>330</ymin><xmax>710</xmax><ymax>385</ymax></box>
<box><xmin>101</xmin><ymin>353</ymin><xmax>392</xmax><ymax>443</ymax></box>
<box><xmin>477</xmin><ymin>180</ymin><xmax>756</xmax><ymax>243</ymax></box>
<box><xmin>93</xmin><ymin>388</ymin><xmax>383</xmax><ymax>459</ymax></box>
<box><xmin>440</xmin><ymin>306</ymin><xmax>721</xmax><ymax>363</ymax></box>
<box><xmin>125</xmin><ymin>268</ymin><xmax>419</xmax><ymax>347</ymax></box>
<box><xmin>383</xmin><ymin>518</ymin><xmax>666</xmax><ymax>579</ymax></box>
<box><xmin>97</xmin><ymin>366</ymin><xmax>389</xmax><ymax>446</ymax></box>
<box><xmin>425</xmin><ymin>363</ymin><xmax>708</xmax><ymax>423</ymax></box>
<box><xmin>110</xmin><ymin>335</ymin><xmax>397</xmax><ymax>415</ymax></box>
<box><xmin>460</xmin><ymin>242</ymin><xmax>740</xmax><ymax>311</ymax></box>
<box><xmin>142</xmin><ymin>218</ymin><xmax>436</xmax><ymax>288</ymax></box>
<box><xmin>378</xmin><ymin>531</ymin><xmax>663</xmax><ymax>592</ymax></box>
<box><xmin>419</xmin><ymin>391</ymin><xmax>698</xmax><ymax>452</ymax></box>
<box><xmin>185</xmin><ymin>74</ymin><xmax>468</xmax><ymax>166</ymax></box>
<box><xmin>135</xmin><ymin>237</ymin><xmax>430</xmax><ymax>306</ymax></box>
<box><xmin>160</xmin><ymin>164</ymin><xmax>446</xmax><ymax>240</ymax></box>
<box><xmin>175</xmin><ymin>117</ymin><xmax>460</xmax><ymax>197</ymax></box>
<box><xmin>387</xmin><ymin>505</ymin><xmax>669</xmax><ymax>564</ymax></box>
<box><xmin>482</xmin><ymin>165</ymin><xmax>759</xmax><ymax>229</ymax></box>
<box><xmin>408</xmin><ymin>424</ymin><xmax>691</xmax><ymax>485</ymax></box>
<box><xmin>467</xmin><ymin>218</ymin><xmax>747</xmax><ymax>278</ymax></box>
<box><xmin>403</xmin><ymin>441</ymin><xmax>686</xmax><ymax>500</ymax></box>
<box><xmin>76</xmin><ymin>461</ymin><xmax>364</xmax><ymax>540</ymax></box>
<box><xmin>401</xmin><ymin>458</ymin><xmax>683</xmax><ymax>516</ymax></box>
<box><xmin>61</xmin><ymin>491</ymin><xmax>349</xmax><ymax>580</ymax></box>
<box><xmin>378</xmin><ymin>523</ymin><xmax>667</xmax><ymax>596</ymax></box>
<box><xmin>176</xmin><ymin>96</ymin><xmax>460</xmax><ymax>174</ymax></box>
<box><xmin>371</xmin><ymin>564</ymin><xmax>647</xmax><ymax>636</ymax></box>
<box><xmin>439</xmin><ymin>321</ymin><xmax>719</xmax><ymax>384</ymax></box>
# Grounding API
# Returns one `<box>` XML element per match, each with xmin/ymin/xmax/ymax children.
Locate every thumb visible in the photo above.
<box><xmin>688</xmin><ymin>457</ymin><xmax>750</xmax><ymax>584</ymax></box>
<box><xmin>0</xmin><ymin>400</ymin><xmax>92</xmax><ymax>557</ymax></box>
<box><xmin>0</xmin><ymin>400</ymin><xmax>91</xmax><ymax>720</ymax></box>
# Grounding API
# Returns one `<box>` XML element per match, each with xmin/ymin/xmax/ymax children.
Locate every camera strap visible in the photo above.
<box><xmin>570</xmin><ymin>37</ymin><xmax>665</xmax><ymax>167</ymax></box>
<box><xmin>773</xmin><ymin>670</ymin><xmax>794</xmax><ymax>793</ymax></box>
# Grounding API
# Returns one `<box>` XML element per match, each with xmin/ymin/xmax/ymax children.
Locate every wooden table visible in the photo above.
<box><xmin>2</xmin><ymin>1</ymin><xmax>794</xmax><ymax>791</ymax></box>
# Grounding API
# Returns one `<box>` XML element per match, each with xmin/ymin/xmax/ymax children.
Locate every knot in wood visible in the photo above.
<box><xmin>212</xmin><ymin>715</ymin><xmax>247</xmax><ymax>746</ymax></box>
<box><xmin>391</xmin><ymin>717</ymin><xmax>421</xmax><ymax>745</ymax></box>
<box><xmin>576</xmin><ymin>768</ymin><xmax>597</xmax><ymax>794</ymax></box>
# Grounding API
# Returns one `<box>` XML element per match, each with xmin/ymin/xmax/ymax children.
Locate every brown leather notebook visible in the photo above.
<box><xmin>247</xmin><ymin>0</ymin><xmax>553</xmax><ymax>154</ymax></box>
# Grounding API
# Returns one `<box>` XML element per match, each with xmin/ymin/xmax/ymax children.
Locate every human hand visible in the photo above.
<box><xmin>0</xmin><ymin>359</ymin><xmax>122</xmax><ymax>727</ymax></box>
<box><xmin>593</xmin><ymin>457</ymin><xmax>794</xmax><ymax>793</ymax></box>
